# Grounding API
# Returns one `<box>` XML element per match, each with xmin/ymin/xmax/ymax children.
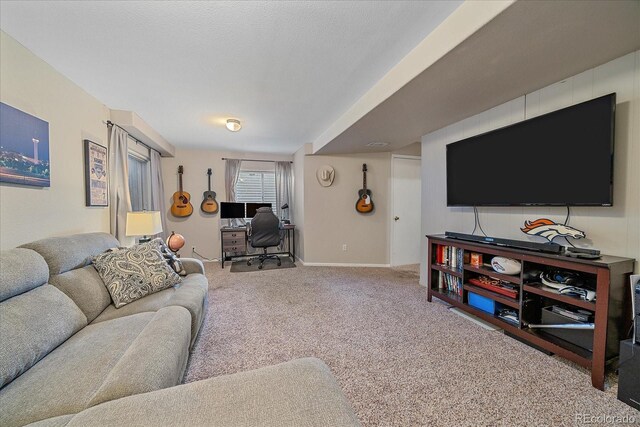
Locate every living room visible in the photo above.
<box><xmin>1</xmin><ymin>1</ymin><xmax>639</xmax><ymax>426</ymax></box>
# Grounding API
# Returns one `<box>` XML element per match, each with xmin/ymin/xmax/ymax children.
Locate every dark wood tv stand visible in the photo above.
<box><xmin>426</xmin><ymin>234</ymin><xmax>635</xmax><ymax>390</ymax></box>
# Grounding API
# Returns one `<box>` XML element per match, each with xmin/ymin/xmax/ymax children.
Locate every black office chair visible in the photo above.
<box><xmin>247</xmin><ymin>207</ymin><xmax>282</xmax><ymax>269</ymax></box>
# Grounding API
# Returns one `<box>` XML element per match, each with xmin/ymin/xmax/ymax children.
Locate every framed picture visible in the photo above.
<box><xmin>0</xmin><ymin>102</ymin><xmax>50</xmax><ymax>187</ymax></box>
<box><xmin>84</xmin><ymin>139</ymin><xmax>108</xmax><ymax>206</ymax></box>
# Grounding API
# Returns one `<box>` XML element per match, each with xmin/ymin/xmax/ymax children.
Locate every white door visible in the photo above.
<box><xmin>391</xmin><ymin>156</ymin><xmax>421</xmax><ymax>266</ymax></box>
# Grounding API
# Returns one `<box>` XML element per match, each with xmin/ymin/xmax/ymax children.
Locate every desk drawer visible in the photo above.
<box><xmin>223</xmin><ymin>242</ymin><xmax>246</xmax><ymax>252</ymax></box>
<box><xmin>222</xmin><ymin>231</ymin><xmax>245</xmax><ymax>240</ymax></box>
<box><xmin>222</xmin><ymin>237</ymin><xmax>244</xmax><ymax>246</ymax></box>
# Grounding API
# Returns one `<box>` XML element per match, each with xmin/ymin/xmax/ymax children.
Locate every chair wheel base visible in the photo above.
<box><xmin>258</xmin><ymin>264</ymin><xmax>263</xmax><ymax>269</ymax></box>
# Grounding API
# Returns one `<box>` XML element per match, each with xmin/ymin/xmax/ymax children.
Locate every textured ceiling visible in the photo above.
<box><xmin>315</xmin><ymin>0</ymin><xmax>640</xmax><ymax>154</ymax></box>
<box><xmin>0</xmin><ymin>0</ymin><xmax>462</xmax><ymax>154</ymax></box>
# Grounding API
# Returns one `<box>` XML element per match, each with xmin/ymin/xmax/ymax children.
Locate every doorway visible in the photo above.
<box><xmin>390</xmin><ymin>155</ymin><xmax>421</xmax><ymax>267</ymax></box>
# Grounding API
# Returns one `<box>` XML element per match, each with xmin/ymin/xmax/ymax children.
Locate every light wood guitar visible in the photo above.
<box><xmin>170</xmin><ymin>165</ymin><xmax>193</xmax><ymax>217</ymax></box>
<box><xmin>200</xmin><ymin>168</ymin><xmax>219</xmax><ymax>214</ymax></box>
<box><xmin>355</xmin><ymin>163</ymin><xmax>374</xmax><ymax>214</ymax></box>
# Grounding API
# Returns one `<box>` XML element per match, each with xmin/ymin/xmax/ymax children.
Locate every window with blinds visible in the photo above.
<box><xmin>235</xmin><ymin>170</ymin><xmax>277</xmax><ymax>214</ymax></box>
<box><xmin>128</xmin><ymin>154</ymin><xmax>151</xmax><ymax>211</ymax></box>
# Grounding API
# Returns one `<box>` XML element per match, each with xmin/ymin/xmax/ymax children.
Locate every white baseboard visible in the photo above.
<box><xmin>294</xmin><ymin>256</ymin><xmax>390</xmax><ymax>268</ymax></box>
<box><xmin>299</xmin><ymin>261</ymin><xmax>391</xmax><ymax>268</ymax></box>
<box><xmin>448</xmin><ymin>307</ymin><xmax>500</xmax><ymax>331</ymax></box>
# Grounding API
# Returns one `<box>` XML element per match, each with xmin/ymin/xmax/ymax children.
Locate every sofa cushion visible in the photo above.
<box><xmin>0</xmin><ymin>248</ymin><xmax>49</xmax><ymax>302</ymax></box>
<box><xmin>181</xmin><ymin>257</ymin><xmax>205</xmax><ymax>275</ymax></box>
<box><xmin>0</xmin><ymin>307</ymin><xmax>191</xmax><ymax>427</ymax></box>
<box><xmin>92</xmin><ymin>240</ymin><xmax>182</xmax><ymax>308</ymax></box>
<box><xmin>92</xmin><ymin>273</ymin><xmax>208</xmax><ymax>346</ymax></box>
<box><xmin>0</xmin><ymin>285</ymin><xmax>87</xmax><ymax>388</ymax></box>
<box><xmin>20</xmin><ymin>232</ymin><xmax>119</xmax><ymax>276</ymax></box>
<box><xmin>49</xmin><ymin>265</ymin><xmax>112</xmax><ymax>323</ymax></box>
<box><xmin>53</xmin><ymin>358</ymin><xmax>361</xmax><ymax>427</ymax></box>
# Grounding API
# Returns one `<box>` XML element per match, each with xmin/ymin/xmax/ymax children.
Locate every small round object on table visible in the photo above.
<box><xmin>166</xmin><ymin>232</ymin><xmax>186</xmax><ymax>252</ymax></box>
<box><xmin>491</xmin><ymin>256</ymin><xmax>521</xmax><ymax>275</ymax></box>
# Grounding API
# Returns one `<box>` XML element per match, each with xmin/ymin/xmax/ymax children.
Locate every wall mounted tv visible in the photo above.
<box><xmin>446</xmin><ymin>93</ymin><xmax>615</xmax><ymax>207</ymax></box>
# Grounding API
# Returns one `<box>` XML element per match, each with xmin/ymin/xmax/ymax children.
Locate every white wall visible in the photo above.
<box><xmin>0</xmin><ymin>31</ymin><xmax>110</xmax><ymax>249</ymax></box>
<box><xmin>301</xmin><ymin>152</ymin><xmax>392</xmax><ymax>265</ymax></box>
<box><xmin>420</xmin><ymin>51</ymin><xmax>640</xmax><ymax>282</ymax></box>
<box><xmin>295</xmin><ymin>142</ymin><xmax>420</xmax><ymax>265</ymax></box>
<box><xmin>292</xmin><ymin>144</ymin><xmax>310</xmax><ymax>261</ymax></box>
<box><xmin>161</xmin><ymin>148</ymin><xmax>293</xmax><ymax>260</ymax></box>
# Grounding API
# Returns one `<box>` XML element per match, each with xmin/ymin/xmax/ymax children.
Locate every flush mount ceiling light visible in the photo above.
<box><xmin>366</xmin><ymin>141</ymin><xmax>389</xmax><ymax>147</ymax></box>
<box><xmin>226</xmin><ymin>119</ymin><xmax>242</xmax><ymax>132</ymax></box>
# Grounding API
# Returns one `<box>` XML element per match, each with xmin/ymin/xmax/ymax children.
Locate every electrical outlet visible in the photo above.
<box><xmin>342</xmin><ymin>244</ymin><xmax>347</xmax><ymax>251</ymax></box>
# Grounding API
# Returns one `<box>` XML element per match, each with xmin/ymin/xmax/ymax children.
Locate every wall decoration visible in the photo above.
<box><xmin>316</xmin><ymin>165</ymin><xmax>335</xmax><ymax>187</ymax></box>
<box><xmin>0</xmin><ymin>102</ymin><xmax>50</xmax><ymax>187</ymax></box>
<box><xmin>355</xmin><ymin>163</ymin><xmax>374</xmax><ymax>213</ymax></box>
<box><xmin>84</xmin><ymin>139</ymin><xmax>108</xmax><ymax>206</ymax></box>
<box><xmin>521</xmin><ymin>218</ymin><xmax>585</xmax><ymax>243</ymax></box>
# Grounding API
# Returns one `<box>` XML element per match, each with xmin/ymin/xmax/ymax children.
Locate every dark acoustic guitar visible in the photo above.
<box><xmin>200</xmin><ymin>168</ymin><xmax>219</xmax><ymax>214</ymax></box>
<box><xmin>355</xmin><ymin>163</ymin><xmax>374</xmax><ymax>214</ymax></box>
<box><xmin>170</xmin><ymin>165</ymin><xmax>193</xmax><ymax>217</ymax></box>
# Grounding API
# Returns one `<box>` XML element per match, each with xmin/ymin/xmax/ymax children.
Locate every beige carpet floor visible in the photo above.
<box><xmin>184</xmin><ymin>263</ymin><xmax>639</xmax><ymax>426</ymax></box>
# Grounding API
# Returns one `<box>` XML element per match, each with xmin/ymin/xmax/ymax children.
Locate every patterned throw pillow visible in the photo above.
<box><xmin>155</xmin><ymin>238</ymin><xmax>187</xmax><ymax>276</ymax></box>
<box><xmin>93</xmin><ymin>239</ymin><xmax>182</xmax><ymax>308</ymax></box>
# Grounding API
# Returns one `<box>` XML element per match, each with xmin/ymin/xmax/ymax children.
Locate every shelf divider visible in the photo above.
<box><xmin>523</xmin><ymin>283</ymin><xmax>596</xmax><ymax>311</ymax></box>
<box><xmin>463</xmin><ymin>263</ymin><xmax>522</xmax><ymax>285</ymax></box>
<box><xmin>431</xmin><ymin>264</ymin><xmax>463</xmax><ymax>278</ymax></box>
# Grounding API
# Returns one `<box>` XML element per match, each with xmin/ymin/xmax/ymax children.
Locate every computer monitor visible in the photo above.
<box><xmin>246</xmin><ymin>203</ymin><xmax>272</xmax><ymax>218</ymax></box>
<box><xmin>220</xmin><ymin>202</ymin><xmax>245</xmax><ymax>219</ymax></box>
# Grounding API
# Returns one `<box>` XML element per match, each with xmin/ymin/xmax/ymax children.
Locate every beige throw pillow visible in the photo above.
<box><xmin>93</xmin><ymin>239</ymin><xmax>182</xmax><ymax>308</ymax></box>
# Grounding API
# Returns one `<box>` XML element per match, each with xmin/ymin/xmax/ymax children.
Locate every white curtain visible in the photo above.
<box><xmin>275</xmin><ymin>161</ymin><xmax>293</xmax><ymax>221</ymax></box>
<box><xmin>225</xmin><ymin>159</ymin><xmax>242</xmax><ymax>202</ymax></box>
<box><xmin>149</xmin><ymin>150</ymin><xmax>167</xmax><ymax>239</ymax></box>
<box><xmin>108</xmin><ymin>125</ymin><xmax>132</xmax><ymax>244</ymax></box>
<box><xmin>225</xmin><ymin>159</ymin><xmax>243</xmax><ymax>227</ymax></box>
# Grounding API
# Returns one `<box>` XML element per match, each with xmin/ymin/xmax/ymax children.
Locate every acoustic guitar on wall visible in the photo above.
<box><xmin>355</xmin><ymin>163</ymin><xmax>374</xmax><ymax>214</ymax></box>
<box><xmin>170</xmin><ymin>165</ymin><xmax>193</xmax><ymax>217</ymax></box>
<box><xmin>200</xmin><ymin>168</ymin><xmax>219</xmax><ymax>214</ymax></box>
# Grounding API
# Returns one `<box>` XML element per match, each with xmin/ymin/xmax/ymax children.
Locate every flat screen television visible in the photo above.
<box><xmin>246</xmin><ymin>203</ymin><xmax>272</xmax><ymax>218</ymax></box>
<box><xmin>446</xmin><ymin>93</ymin><xmax>615</xmax><ymax>206</ymax></box>
<box><xmin>220</xmin><ymin>202</ymin><xmax>245</xmax><ymax>219</ymax></box>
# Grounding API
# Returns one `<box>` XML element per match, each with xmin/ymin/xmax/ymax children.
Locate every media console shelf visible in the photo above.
<box><xmin>426</xmin><ymin>234</ymin><xmax>635</xmax><ymax>390</ymax></box>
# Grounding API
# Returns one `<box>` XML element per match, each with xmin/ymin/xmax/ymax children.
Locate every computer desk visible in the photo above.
<box><xmin>219</xmin><ymin>224</ymin><xmax>295</xmax><ymax>268</ymax></box>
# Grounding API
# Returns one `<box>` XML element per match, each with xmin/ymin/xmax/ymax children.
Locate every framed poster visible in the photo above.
<box><xmin>0</xmin><ymin>102</ymin><xmax>50</xmax><ymax>187</ymax></box>
<box><xmin>84</xmin><ymin>139</ymin><xmax>108</xmax><ymax>206</ymax></box>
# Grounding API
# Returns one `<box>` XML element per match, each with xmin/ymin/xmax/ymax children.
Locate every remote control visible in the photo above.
<box><xmin>566</xmin><ymin>247</ymin><xmax>600</xmax><ymax>255</ymax></box>
<box><xmin>565</xmin><ymin>252</ymin><xmax>602</xmax><ymax>260</ymax></box>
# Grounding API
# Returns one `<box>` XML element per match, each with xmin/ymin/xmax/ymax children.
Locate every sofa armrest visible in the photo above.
<box><xmin>180</xmin><ymin>258</ymin><xmax>205</xmax><ymax>275</ymax></box>
<box><xmin>57</xmin><ymin>358</ymin><xmax>360</xmax><ymax>427</ymax></box>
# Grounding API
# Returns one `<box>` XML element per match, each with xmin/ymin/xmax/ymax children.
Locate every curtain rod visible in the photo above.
<box><xmin>105</xmin><ymin>120</ymin><xmax>161</xmax><ymax>155</ymax></box>
<box><xmin>222</xmin><ymin>157</ymin><xmax>293</xmax><ymax>164</ymax></box>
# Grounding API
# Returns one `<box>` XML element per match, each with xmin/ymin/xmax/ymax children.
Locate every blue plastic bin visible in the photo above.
<box><xmin>468</xmin><ymin>292</ymin><xmax>496</xmax><ymax>314</ymax></box>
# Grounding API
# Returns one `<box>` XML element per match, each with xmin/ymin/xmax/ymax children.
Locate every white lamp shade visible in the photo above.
<box><xmin>126</xmin><ymin>211</ymin><xmax>163</xmax><ymax>236</ymax></box>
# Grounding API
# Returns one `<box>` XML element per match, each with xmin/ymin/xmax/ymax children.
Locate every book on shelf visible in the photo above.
<box><xmin>438</xmin><ymin>271</ymin><xmax>463</xmax><ymax>297</ymax></box>
<box><xmin>435</xmin><ymin>244</ymin><xmax>466</xmax><ymax>271</ymax></box>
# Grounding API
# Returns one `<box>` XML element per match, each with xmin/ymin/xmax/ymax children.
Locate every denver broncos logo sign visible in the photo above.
<box><xmin>521</xmin><ymin>218</ymin><xmax>586</xmax><ymax>242</ymax></box>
